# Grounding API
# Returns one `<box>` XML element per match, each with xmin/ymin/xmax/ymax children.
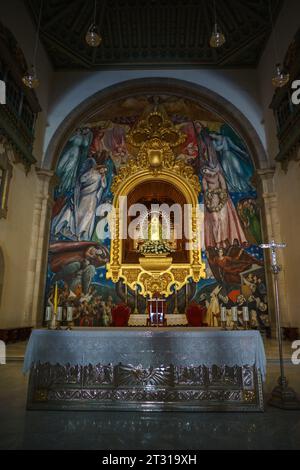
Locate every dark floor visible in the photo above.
<box><xmin>0</xmin><ymin>360</ymin><xmax>300</xmax><ymax>450</ymax></box>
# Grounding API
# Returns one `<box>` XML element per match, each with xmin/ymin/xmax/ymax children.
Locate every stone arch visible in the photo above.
<box><xmin>44</xmin><ymin>77</ymin><xmax>268</xmax><ymax>172</ymax></box>
<box><xmin>32</xmin><ymin>76</ymin><xmax>280</xmax><ymax>327</ymax></box>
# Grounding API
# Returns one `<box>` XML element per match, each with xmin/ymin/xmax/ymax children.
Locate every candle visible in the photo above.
<box><xmin>221</xmin><ymin>306</ymin><xmax>227</xmax><ymax>322</ymax></box>
<box><xmin>185</xmin><ymin>282</ymin><xmax>189</xmax><ymax>309</ymax></box>
<box><xmin>53</xmin><ymin>283</ymin><xmax>58</xmax><ymax>314</ymax></box>
<box><xmin>231</xmin><ymin>306</ymin><xmax>238</xmax><ymax>322</ymax></box>
<box><xmin>67</xmin><ymin>306</ymin><xmax>73</xmax><ymax>322</ymax></box>
<box><xmin>45</xmin><ymin>306</ymin><xmax>52</xmax><ymax>322</ymax></box>
<box><xmin>56</xmin><ymin>306</ymin><xmax>63</xmax><ymax>322</ymax></box>
<box><xmin>242</xmin><ymin>306</ymin><xmax>249</xmax><ymax>322</ymax></box>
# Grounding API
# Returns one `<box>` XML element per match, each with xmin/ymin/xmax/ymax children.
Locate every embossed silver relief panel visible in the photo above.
<box><xmin>27</xmin><ymin>362</ymin><xmax>264</xmax><ymax>412</ymax></box>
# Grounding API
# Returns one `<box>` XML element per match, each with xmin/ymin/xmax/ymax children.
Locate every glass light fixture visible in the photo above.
<box><xmin>209</xmin><ymin>0</ymin><xmax>226</xmax><ymax>49</ymax></box>
<box><xmin>272</xmin><ymin>63</ymin><xmax>290</xmax><ymax>88</ymax></box>
<box><xmin>268</xmin><ymin>1</ymin><xmax>289</xmax><ymax>89</ymax></box>
<box><xmin>85</xmin><ymin>0</ymin><xmax>102</xmax><ymax>47</ymax></box>
<box><xmin>210</xmin><ymin>23</ymin><xmax>226</xmax><ymax>48</ymax></box>
<box><xmin>22</xmin><ymin>0</ymin><xmax>43</xmax><ymax>89</ymax></box>
<box><xmin>85</xmin><ymin>23</ymin><xmax>102</xmax><ymax>47</ymax></box>
<box><xmin>22</xmin><ymin>66</ymin><xmax>40</xmax><ymax>89</ymax></box>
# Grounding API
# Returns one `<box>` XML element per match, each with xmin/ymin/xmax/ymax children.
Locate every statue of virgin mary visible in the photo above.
<box><xmin>149</xmin><ymin>213</ymin><xmax>162</xmax><ymax>241</ymax></box>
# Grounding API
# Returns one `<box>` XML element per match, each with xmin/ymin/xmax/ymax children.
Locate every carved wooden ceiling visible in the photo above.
<box><xmin>25</xmin><ymin>0</ymin><xmax>283</xmax><ymax>70</ymax></box>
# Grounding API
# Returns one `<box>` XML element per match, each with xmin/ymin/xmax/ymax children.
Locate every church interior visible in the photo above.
<box><xmin>0</xmin><ymin>0</ymin><xmax>300</xmax><ymax>452</ymax></box>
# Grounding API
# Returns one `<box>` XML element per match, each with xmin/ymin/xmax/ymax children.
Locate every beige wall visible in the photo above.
<box><xmin>0</xmin><ymin>0</ymin><xmax>53</xmax><ymax>328</ymax></box>
<box><xmin>274</xmin><ymin>162</ymin><xmax>300</xmax><ymax>328</ymax></box>
<box><xmin>0</xmin><ymin>147</ymin><xmax>37</xmax><ymax>328</ymax></box>
<box><xmin>258</xmin><ymin>0</ymin><xmax>300</xmax><ymax>328</ymax></box>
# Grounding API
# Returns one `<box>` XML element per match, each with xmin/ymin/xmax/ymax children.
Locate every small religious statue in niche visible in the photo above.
<box><xmin>137</xmin><ymin>211</ymin><xmax>175</xmax><ymax>256</ymax></box>
<box><xmin>0</xmin><ymin>153</ymin><xmax>13</xmax><ymax>219</ymax></box>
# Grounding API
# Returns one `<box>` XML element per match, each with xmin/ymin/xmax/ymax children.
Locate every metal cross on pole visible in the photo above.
<box><xmin>260</xmin><ymin>239</ymin><xmax>299</xmax><ymax>409</ymax></box>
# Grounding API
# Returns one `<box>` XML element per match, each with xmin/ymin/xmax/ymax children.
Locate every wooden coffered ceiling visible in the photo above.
<box><xmin>25</xmin><ymin>0</ymin><xmax>283</xmax><ymax>70</ymax></box>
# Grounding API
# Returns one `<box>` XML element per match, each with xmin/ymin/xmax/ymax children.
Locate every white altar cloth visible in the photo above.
<box><xmin>23</xmin><ymin>328</ymin><xmax>266</xmax><ymax>380</ymax></box>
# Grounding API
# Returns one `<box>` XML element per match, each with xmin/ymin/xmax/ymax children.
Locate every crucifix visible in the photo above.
<box><xmin>260</xmin><ymin>239</ymin><xmax>286</xmax><ymax>274</ymax></box>
<box><xmin>260</xmin><ymin>239</ymin><xmax>299</xmax><ymax>409</ymax></box>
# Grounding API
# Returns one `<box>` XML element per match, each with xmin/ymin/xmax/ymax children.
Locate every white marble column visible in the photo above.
<box><xmin>23</xmin><ymin>169</ymin><xmax>56</xmax><ymax>327</ymax></box>
<box><xmin>257</xmin><ymin>168</ymin><xmax>290</xmax><ymax>330</ymax></box>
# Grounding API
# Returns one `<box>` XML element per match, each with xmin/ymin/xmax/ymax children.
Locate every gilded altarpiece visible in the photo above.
<box><xmin>106</xmin><ymin>108</ymin><xmax>205</xmax><ymax>297</ymax></box>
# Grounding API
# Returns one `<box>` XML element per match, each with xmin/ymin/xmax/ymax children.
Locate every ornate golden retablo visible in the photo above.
<box><xmin>106</xmin><ymin>105</ymin><xmax>205</xmax><ymax>298</ymax></box>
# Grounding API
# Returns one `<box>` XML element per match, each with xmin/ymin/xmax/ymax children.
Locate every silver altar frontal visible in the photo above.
<box><xmin>24</xmin><ymin>328</ymin><xmax>266</xmax><ymax>412</ymax></box>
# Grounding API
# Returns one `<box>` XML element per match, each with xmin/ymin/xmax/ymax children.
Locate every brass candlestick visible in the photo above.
<box><xmin>66</xmin><ymin>307</ymin><xmax>74</xmax><ymax>330</ymax></box>
<box><xmin>49</xmin><ymin>311</ymin><xmax>58</xmax><ymax>330</ymax></box>
<box><xmin>45</xmin><ymin>306</ymin><xmax>52</xmax><ymax>329</ymax></box>
<box><xmin>133</xmin><ymin>285</ymin><xmax>139</xmax><ymax>314</ymax></box>
<box><xmin>220</xmin><ymin>307</ymin><xmax>227</xmax><ymax>330</ymax></box>
<box><xmin>185</xmin><ymin>281</ymin><xmax>189</xmax><ymax>313</ymax></box>
<box><xmin>144</xmin><ymin>295</ymin><xmax>148</xmax><ymax>315</ymax></box>
<box><xmin>56</xmin><ymin>307</ymin><xmax>63</xmax><ymax>330</ymax></box>
<box><xmin>125</xmin><ymin>283</ymin><xmax>128</xmax><ymax>305</ymax></box>
<box><xmin>173</xmin><ymin>286</ymin><xmax>179</xmax><ymax>314</ymax></box>
<box><xmin>242</xmin><ymin>306</ymin><xmax>250</xmax><ymax>330</ymax></box>
<box><xmin>260</xmin><ymin>240</ymin><xmax>299</xmax><ymax>409</ymax></box>
<box><xmin>231</xmin><ymin>306</ymin><xmax>238</xmax><ymax>330</ymax></box>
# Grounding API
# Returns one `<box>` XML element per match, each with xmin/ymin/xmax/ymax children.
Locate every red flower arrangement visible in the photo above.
<box><xmin>111</xmin><ymin>304</ymin><xmax>131</xmax><ymax>327</ymax></box>
<box><xmin>186</xmin><ymin>302</ymin><xmax>206</xmax><ymax>327</ymax></box>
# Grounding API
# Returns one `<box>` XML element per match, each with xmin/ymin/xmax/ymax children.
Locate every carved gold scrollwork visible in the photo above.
<box><xmin>170</xmin><ymin>268</ymin><xmax>190</xmax><ymax>284</ymax></box>
<box><xmin>122</xmin><ymin>269</ymin><xmax>142</xmax><ymax>286</ymax></box>
<box><xmin>139</xmin><ymin>272</ymin><xmax>173</xmax><ymax>297</ymax></box>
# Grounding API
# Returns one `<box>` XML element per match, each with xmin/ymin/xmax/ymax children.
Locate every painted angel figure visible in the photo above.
<box><xmin>209</xmin><ymin>132</ymin><xmax>254</xmax><ymax>193</ymax></box>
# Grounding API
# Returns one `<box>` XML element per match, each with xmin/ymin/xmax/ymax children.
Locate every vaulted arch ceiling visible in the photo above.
<box><xmin>26</xmin><ymin>0</ymin><xmax>283</xmax><ymax>69</ymax></box>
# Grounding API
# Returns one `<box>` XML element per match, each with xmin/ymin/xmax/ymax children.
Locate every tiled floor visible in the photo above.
<box><xmin>0</xmin><ymin>338</ymin><xmax>300</xmax><ymax>450</ymax></box>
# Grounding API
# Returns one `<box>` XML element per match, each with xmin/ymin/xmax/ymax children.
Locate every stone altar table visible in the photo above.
<box><xmin>24</xmin><ymin>328</ymin><xmax>266</xmax><ymax>412</ymax></box>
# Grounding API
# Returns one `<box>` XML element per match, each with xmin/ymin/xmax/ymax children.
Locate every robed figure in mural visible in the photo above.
<box><xmin>74</xmin><ymin>159</ymin><xmax>107</xmax><ymax>240</ymax></box>
<box><xmin>56</xmin><ymin>128</ymin><xmax>93</xmax><ymax>197</ymax></box>
<box><xmin>206</xmin><ymin>245</ymin><xmax>263</xmax><ymax>285</ymax></box>
<box><xmin>52</xmin><ymin>157</ymin><xmax>107</xmax><ymax>241</ymax></box>
<box><xmin>201</xmin><ymin>164</ymin><xmax>247</xmax><ymax>249</ymax></box>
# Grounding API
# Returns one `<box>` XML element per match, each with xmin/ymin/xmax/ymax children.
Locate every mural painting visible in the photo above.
<box><xmin>45</xmin><ymin>95</ymin><xmax>269</xmax><ymax>330</ymax></box>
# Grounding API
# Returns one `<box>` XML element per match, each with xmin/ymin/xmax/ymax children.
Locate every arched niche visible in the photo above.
<box><xmin>40</xmin><ymin>76</ymin><xmax>276</xmax><ymax>325</ymax></box>
<box><xmin>125</xmin><ymin>180</ymin><xmax>189</xmax><ymax>264</ymax></box>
